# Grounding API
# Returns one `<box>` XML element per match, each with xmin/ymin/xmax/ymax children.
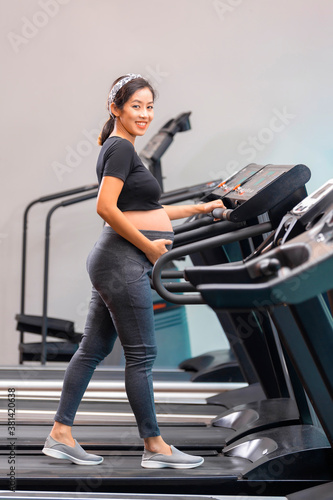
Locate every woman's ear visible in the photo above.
<box><xmin>110</xmin><ymin>102</ymin><xmax>119</xmax><ymax>117</ymax></box>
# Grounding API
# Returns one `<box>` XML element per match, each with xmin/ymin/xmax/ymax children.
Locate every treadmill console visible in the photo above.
<box><xmin>213</xmin><ymin>164</ymin><xmax>311</xmax><ymax>224</ymax></box>
<box><xmin>228</xmin><ymin>165</ymin><xmax>293</xmax><ymax>202</ymax></box>
<box><xmin>206</xmin><ymin>163</ymin><xmax>265</xmax><ymax>200</ymax></box>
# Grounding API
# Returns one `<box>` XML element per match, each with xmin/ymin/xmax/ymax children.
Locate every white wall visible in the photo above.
<box><xmin>1</xmin><ymin>0</ymin><xmax>333</xmax><ymax>364</ymax></box>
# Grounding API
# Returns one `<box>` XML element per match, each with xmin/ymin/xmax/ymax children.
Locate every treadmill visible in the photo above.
<box><xmin>3</xmin><ymin>163</ymin><xmax>313</xmax><ymax>440</ymax></box>
<box><xmin>157</xmin><ymin>180</ymin><xmax>333</xmax><ymax>446</ymax></box>
<box><xmin>154</xmin><ymin>163</ymin><xmax>312</xmax><ymax>416</ymax></box>
<box><xmin>4</xmin><ymin>170</ymin><xmax>331</xmax><ymax>497</ymax></box>
<box><xmin>187</xmin><ymin>200</ymin><xmax>333</xmax><ymax>489</ymax></box>
<box><xmin>3</xmin><ymin>165</ymin><xmax>309</xmax><ymax>422</ymax></box>
<box><xmin>18</xmin><ymin>180</ymin><xmax>330</xmax><ymax>441</ymax></box>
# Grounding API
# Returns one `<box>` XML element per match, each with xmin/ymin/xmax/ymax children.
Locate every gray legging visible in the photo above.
<box><xmin>54</xmin><ymin>227</ymin><xmax>174</xmax><ymax>438</ymax></box>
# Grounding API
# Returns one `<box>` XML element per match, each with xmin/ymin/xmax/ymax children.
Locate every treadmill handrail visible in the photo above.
<box><xmin>20</xmin><ymin>184</ymin><xmax>99</xmax><ymax>317</ymax></box>
<box><xmin>152</xmin><ymin>221</ymin><xmax>273</xmax><ymax>304</ymax></box>
<box><xmin>199</xmin><ymin>256</ymin><xmax>333</xmax><ymax>309</ymax></box>
<box><xmin>40</xmin><ymin>192</ymin><xmax>99</xmax><ymax>364</ymax></box>
<box><xmin>173</xmin><ymin>219</ymin><xmax>246</xmax><ymax>247</ymax></box>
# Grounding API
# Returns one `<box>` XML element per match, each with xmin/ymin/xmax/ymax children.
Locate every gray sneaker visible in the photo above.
<box><xmin>141</xmin><ymin>445</ymin><xmax>204</xmax><ymax>469</ymax></box>
<box><xmin>42</xmin><ymin>435</ymin><xmax>103</xmax><ymax>465</ymax></box>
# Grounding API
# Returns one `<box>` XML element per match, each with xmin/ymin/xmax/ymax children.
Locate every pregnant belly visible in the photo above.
<box><xmin>122</xmin><ymin>208</ymin><xmax>173</xmax><ymax>231</ymax></box>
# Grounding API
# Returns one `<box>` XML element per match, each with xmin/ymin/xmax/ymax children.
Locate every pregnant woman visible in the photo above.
<box><xmin>43</xmin><ymin>73</ymin><xmax>223</xmax><ymax>468</ymax></box>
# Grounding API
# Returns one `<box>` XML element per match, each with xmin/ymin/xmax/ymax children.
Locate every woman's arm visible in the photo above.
<box><xmin>97</xmin><ymin>176</ymin><xmax>172</xmax><ymax>264</ymax></box>
<box><xmin>162</xmin><ymin>199</ymin><xmax>225</xmax><ymax>221</ymax></box>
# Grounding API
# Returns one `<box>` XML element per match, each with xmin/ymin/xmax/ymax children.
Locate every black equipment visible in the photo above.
<box><xmin>5</xmin><ymin>156</ymin><xmax>333</xmax><ymax>495</ymax></box>
<box><xmin>16</xmin><ymin>185</ymin><xmax>99</xmax><ymax>364</ymax></box>
<box><xmin>4</xmin><ymin>174</ymin><xmax>333</xmax><ymax>495</ymax></box>
<box><xmin>167</xmin><ymin>162</ymin><xmax>311</xmax><ymax>299</ymax></box>
<box><xmin>154</xmin><ymin>163</ymin><xmax>311</xmax><ymax>393</ymax></box>
<box><xmin>192</xmin><ymin>202</ymin><xmax>333</xmax><ymax>481</ymax></box>
<box><xmin>274</xmin><ymin>177</ymin><xmax>333</xmax><ymax>245</ymax></box>
<box><xmin>140</xmin><ymin>111</ymin><xmax>191</xmax><ymax>191</ymax></box>
<box><xmin>208</xmin><ymin>163</ymin><xmax>310</xmax><ymax>225</ymax></box>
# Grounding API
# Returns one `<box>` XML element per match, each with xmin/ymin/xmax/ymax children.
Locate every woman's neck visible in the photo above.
<box><xmin>111</xmin><ymin>122</ymin><xmax>136</xmax><ymax>145</ymax></box>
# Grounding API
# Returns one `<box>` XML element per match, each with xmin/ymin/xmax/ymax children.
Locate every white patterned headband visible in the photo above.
<box><xmin>107</xmin><ymin>73</ymin><xmax>143</xmax><ymax>115</ymax></box>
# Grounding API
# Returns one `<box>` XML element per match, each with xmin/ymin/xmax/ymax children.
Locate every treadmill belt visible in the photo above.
<box><xmin>0</xmin><ymin>454</ymin><xmax>246</xmax><ymax>490</ymax></box>
<box><xmin>0</xmin><ymin>494</ymin><xmax>288</xmax><ymax>500</ymax></box>
<box><xmin>0</xmin><ymin>424</ymin><xmax>235</xmax><ymax>450</ymax></box>
<box><xmin>0</xmin><ymin>398</ymin><xmax>220</xmax><ymax>416</ymax></box>
<box><xmin>0</xmin><ymin>367</ymin><xmax>192</xmax><ymax>382</ymax></box>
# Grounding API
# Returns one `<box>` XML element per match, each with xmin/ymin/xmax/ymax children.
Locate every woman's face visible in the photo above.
<box><xmin>114</xmin><ymin>87</ymin><xmax>154</xmax><ymax>138</ymax></box>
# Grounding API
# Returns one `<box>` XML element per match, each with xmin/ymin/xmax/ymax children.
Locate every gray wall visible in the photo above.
<box><xmin>1</xmin><ymin>0</ymin><xmax>333</xmax><ymax>364</ymax></box>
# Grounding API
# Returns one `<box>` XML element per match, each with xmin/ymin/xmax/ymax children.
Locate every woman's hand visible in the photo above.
<box><xmin>198</xmin><ymin>199</ymin><xmax>225</xmax><ymax>215</ymax></box>
<box><xmin>163</xmin><ymin>198</ymin><xmax>225</xmax><ymax>221</ymax></box>
<box><xmin>145</xmin><ymin>239</ymin><xmax>173</xmax><ymax>265</ymax></box>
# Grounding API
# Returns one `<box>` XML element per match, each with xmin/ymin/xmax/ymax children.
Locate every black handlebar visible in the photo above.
<box><xmin>212</xmin><ymin>208</ymin><xmax>234</xmax><ymax>220</ymax></box>
<box><xmin>173</xmin><ymin>219</ymin><xmax>245</xmax><ymax>248</ymax></box>
<box><xmin>60</xmin><ymin>191</ymin><xmax>98</xmax><ymax>207</ymax></box>
<box><xmin>38</xmin><ymin>184</ymin><xmax>98</xmax><ymax>203</ymax></box>
<box><xmin>152</xmin><ymin>221</ymin><xmax>273</xmax><ymax>304</ymax></box>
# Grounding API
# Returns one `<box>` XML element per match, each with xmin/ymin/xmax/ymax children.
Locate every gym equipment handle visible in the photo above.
<box><xmin>152</xmin><ymin>221</ymin><xmax>273</xmax><ymax>305</ymax></box>
<box><xmin>212</xmin><ymin>207</ymin><xmax>234</xmax><ymax>221</ymax></box>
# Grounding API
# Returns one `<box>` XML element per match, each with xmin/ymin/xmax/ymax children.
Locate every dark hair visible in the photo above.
<box><xmin>98</xmin><ymin>75</ymin><xmax>156</xmax><ymax>146</ymax></box>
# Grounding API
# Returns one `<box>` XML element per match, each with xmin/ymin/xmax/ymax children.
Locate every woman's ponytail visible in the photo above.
<box><xmin>97</xmin><ymin>115</ymin><xmax>115</xmax><ymax>146</ymax></box>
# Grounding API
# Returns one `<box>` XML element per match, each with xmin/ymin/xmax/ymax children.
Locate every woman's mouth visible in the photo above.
<box><xmin>136</xmin><ymin>121</ymin><xmax>147</xmax><ymax>129</ymax></box>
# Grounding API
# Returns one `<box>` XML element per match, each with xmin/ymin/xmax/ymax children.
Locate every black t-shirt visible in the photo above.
<box><xmin>96</xmin><ymin>136</ymin><xmax>163</xmax><ymax>212</ymax></box>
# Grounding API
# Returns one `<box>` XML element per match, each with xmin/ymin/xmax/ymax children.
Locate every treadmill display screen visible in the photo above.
<box><xmin>237</xmin><ymin>166</ymin><xmax>288</xmax><ymax>195</ymax></box>
<box><xmin>210</xmin><ymin>164</ymin><xmax>264</xmax><ymax>197</ymax></box>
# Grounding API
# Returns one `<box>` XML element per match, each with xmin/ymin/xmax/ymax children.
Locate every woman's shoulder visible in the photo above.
<box><xmin>96</xmin><ymin>136</ymin><xmax>135</xmax><ymax>180</ymax></box>
<box><xmin>103</xmin><ymin>136</ymin><xmax>135</xmax><ymax>156</ymax></box>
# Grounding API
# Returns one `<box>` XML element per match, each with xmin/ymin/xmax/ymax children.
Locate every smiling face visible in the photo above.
<box><xmin>111</xmin><ymin>87</ymin><xmax>154</xmax><ymax>143</ymax></box>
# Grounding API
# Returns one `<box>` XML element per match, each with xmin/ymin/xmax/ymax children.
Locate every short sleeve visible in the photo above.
<box><xmin>102</xmin><ymin>138</ymin><xmax>134</xmax><ymax>182</ymax></box>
